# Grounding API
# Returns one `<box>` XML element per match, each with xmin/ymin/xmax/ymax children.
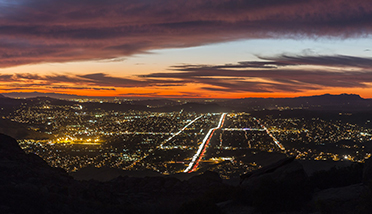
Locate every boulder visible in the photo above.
<box><xmin>363</xmin><ymin>157</ymin><xmax>372</xmax><ymax>184</ymax></box>
<box><xmin>0</xmin><ymin>133</ymin><xmax>24</xmax><ymax>156</ymax></box>
<box><xmin>313</xmin><ymin>183</ymin><xmax>366</xmax><ymax>214</ymax></box>
<box><xmin>314</xmin><ymin>183</ymin><xmax>365</xmax><ymax>202</ymax></box>
<box><xmin>188</xmin><ymin>170</ymin><xmax>223</xmax><ymax>185</ymax></box>
<box><xmin>239</xmin><ymin>156</ymin><xmax>311</xmax><ymax>212</ymax></box>
<box><xmin>240</xmin><ymin>156</ymin><xmax>307</xmax><ymax>190</ymax></box>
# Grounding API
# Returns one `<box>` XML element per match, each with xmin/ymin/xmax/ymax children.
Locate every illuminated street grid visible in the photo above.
<box><xmin>9</xmin><ymin>100</ymin><xmax>372</xmax><ymax>178</ymax></box>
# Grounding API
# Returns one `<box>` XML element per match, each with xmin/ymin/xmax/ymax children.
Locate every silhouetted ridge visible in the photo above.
<box><xmin>298</xmin><ymin>93</ymin><xmax>362</xmax><ymax>99</ymax></box>
<box><xmin>0</xmin><ymin>134</ymin><xmax>24</xmax><ymax>154</ymax></box>
<box><xmin>0</xmin><ymin>133</ymin><xmax>70</xmax><ymax>184</ymax></box>
<box><xmin>220</xmin><ymin>93</ymin><xmax>372</xmax><ymax>112</ymax></box>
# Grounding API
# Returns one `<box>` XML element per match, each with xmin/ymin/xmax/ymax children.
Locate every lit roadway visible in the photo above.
<box><xmin>184</xmin><ymin>113</ymin><xmax>227</xmax><ymax>173</ymax></box>
<box><xmin>119</xmin><ymin>132</ymin><xmax>174</xmax><ymax>135</ymax></box>
<box><xmin>253</xmin><ymin>117</ymin><xmax>285</xmax><ymax>150</ymax></box>
<box><xmin>222</xmin><ymin>128</ymin><xmax>265</xmax><ymax>131</ymax></box>
<box><xmin>124</xmin><ymin>154</ymin><xmax>149</xmax><ymax>170</ymax></box>
<box><xmin>128</xmin><ymin>115</ymin><xmax>203</xmax><ymax>172</ymax></box>
<box><xmin>159</xmin><ymin>115</ymin><xmax>203</xmax><ymax>149</ymax></box>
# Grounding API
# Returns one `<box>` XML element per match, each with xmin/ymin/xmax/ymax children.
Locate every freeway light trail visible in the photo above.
<box><xmin>119</xmin><ymin>132</ymin><xmax>174</xmax><ymax>135</ymax></box>
<box><xmin>253</xmin><ymin>117</ymin><xmax>285</xmax><ymax>150</ymax></box>
<box><xmin>159</xmin><ymin>115</ymin><xmax>203</xmax><ymax>149</ymax></box>
<box><xmin>184</xmin><ymin>113</ymin><xmax>227</xmax><ymax>173</ymax></box>
<box><xmin>222</xmin><ymin>128</ymin><xmax>265</xmax><ymax>131</ymax></box>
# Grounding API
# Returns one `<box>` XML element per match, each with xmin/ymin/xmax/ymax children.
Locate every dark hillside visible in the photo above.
<box><xmin>1</xmin><ymin>133</ymin><xmax>372</xmax><ymax>213</ymax></box>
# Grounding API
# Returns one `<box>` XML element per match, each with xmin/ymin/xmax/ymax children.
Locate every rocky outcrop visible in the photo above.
<box><xmin>0</xmin><ymin>134</ymin><xmax>70</xmax><ymax>184</ymax></box>
<box><xmin>240</xmin><ymin>156</ymin><xmax>308</xmax><ymax>190</ymax></box>
<box><xmin>313</xmin><ymin>183</ymin><xmax>366</xmax><ymax>214</ymax></box>
<box><xmin>239</xmin><ymin>156</ymin><xmax>311</xmax><ymax>212</ymax></box>
<box><xmin>363</xmin><ymin>157</ymin><xmax>372</xmax><ymax>184</ymax></box>
<box><xmin>188</xmin><ymin>170</ymin><xmax>223</xmax><ymax>185</ymax></box>
<box><xmin>0</xmin><ymin>133</ymin><xmax>23</xmax><ymax>154</ymax></box>
<box><xmin>314</xmin><ymin>183</ymin><xmax>365</xmax><ymax>202</ymax></box>
<box><xmin>71</xmin><ymin>166</ymin><xmax>162</xmax><ymax>181</ymax></box>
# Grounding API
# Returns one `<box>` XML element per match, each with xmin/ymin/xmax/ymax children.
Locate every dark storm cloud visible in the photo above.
<box><xmin>0</xmin><ymin>74</ymin><xmax>13</xmax><ymax>81</ymax></box>
<box><xmin>0</xmin><ymin>72</ymin><xmax>186</xmax><ymax>89</ymax></box>
<box><xmin>120</xmin><ymin>92</ymin><xmax>202</xmax><ymax>98</ymax></box>
<box><xmin>144</xmin><ymin>54</ymin><xmax>372</xmax><ymax>92</ymax></box>
<box><xmin>78</xmin><ymin>73</ymin><xmax>186</xmax><ymax>87</ymax></box>
<box><xmin>78</xmin><ymin>73</ymin><xmax>148</xmax><ymax>87</ymax></box>
<box><xmin>47</xmin><ymin>86</ymin><xmax>116</xmax><ymax>91</ymax></box>
<box><xmin>259</xmin><ymin>55</ymin><xmax>372</xmax><ymax>68</ymax></box>
<box><xmin>166</xmin><ymin>54</ymin><xmax>372</xmax><ymax>73</ymax></box>
<box><xmin>120</xmin><ymin>93</ymin><xmax>160</xmax><ymax>96</ymax></box>
<box><xmin>0</xmin><ymin>0</ymin><xmax>371</xmax><ymax>67</ymax></box>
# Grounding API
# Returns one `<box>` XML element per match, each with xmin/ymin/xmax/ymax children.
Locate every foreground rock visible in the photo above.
<box><xmin>313</xmin><ymin>183</ymin><xmax>366</xmax><ymax>213</ymax></box>
<box><xmin>363</xmin><ymin>155</ymin><xmax>372</xmax><ymax>184</ymax></box>
<box><xmin>71</xmin><ymin>166</ymin><xmax>162</xmax><ymax>181</ymax></box>
<box><xmin>239</xmin><ymin>156</ymin><xmax>312</xmax><ymax>212</ymax></box>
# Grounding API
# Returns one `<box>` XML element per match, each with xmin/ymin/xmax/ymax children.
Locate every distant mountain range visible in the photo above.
<box><xmin>1</xmin><ymin>92</ymin><xmax>88</xmax><ymax>99</ymax></box>
<box><xmin>1</xmin><ymin>93</ymin><xmax>372</xmax><ymax>112</ymax></box>
<box><xmin>219</xmin><ymin>93</ymin><xmax>372</xmax><ymax>111</ymax></box>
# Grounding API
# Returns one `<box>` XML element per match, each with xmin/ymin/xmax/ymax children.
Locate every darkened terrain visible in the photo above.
<box><xmin>2</xmin><ymin>133</ymin><xmax>372</xmax><ymax>213</ymax></box>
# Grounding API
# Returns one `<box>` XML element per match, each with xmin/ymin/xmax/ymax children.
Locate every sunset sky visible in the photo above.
<box><xmin>1</xmin><ymin>0</ymin><xmax>372</xmax><ymax>98</ymax></box>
